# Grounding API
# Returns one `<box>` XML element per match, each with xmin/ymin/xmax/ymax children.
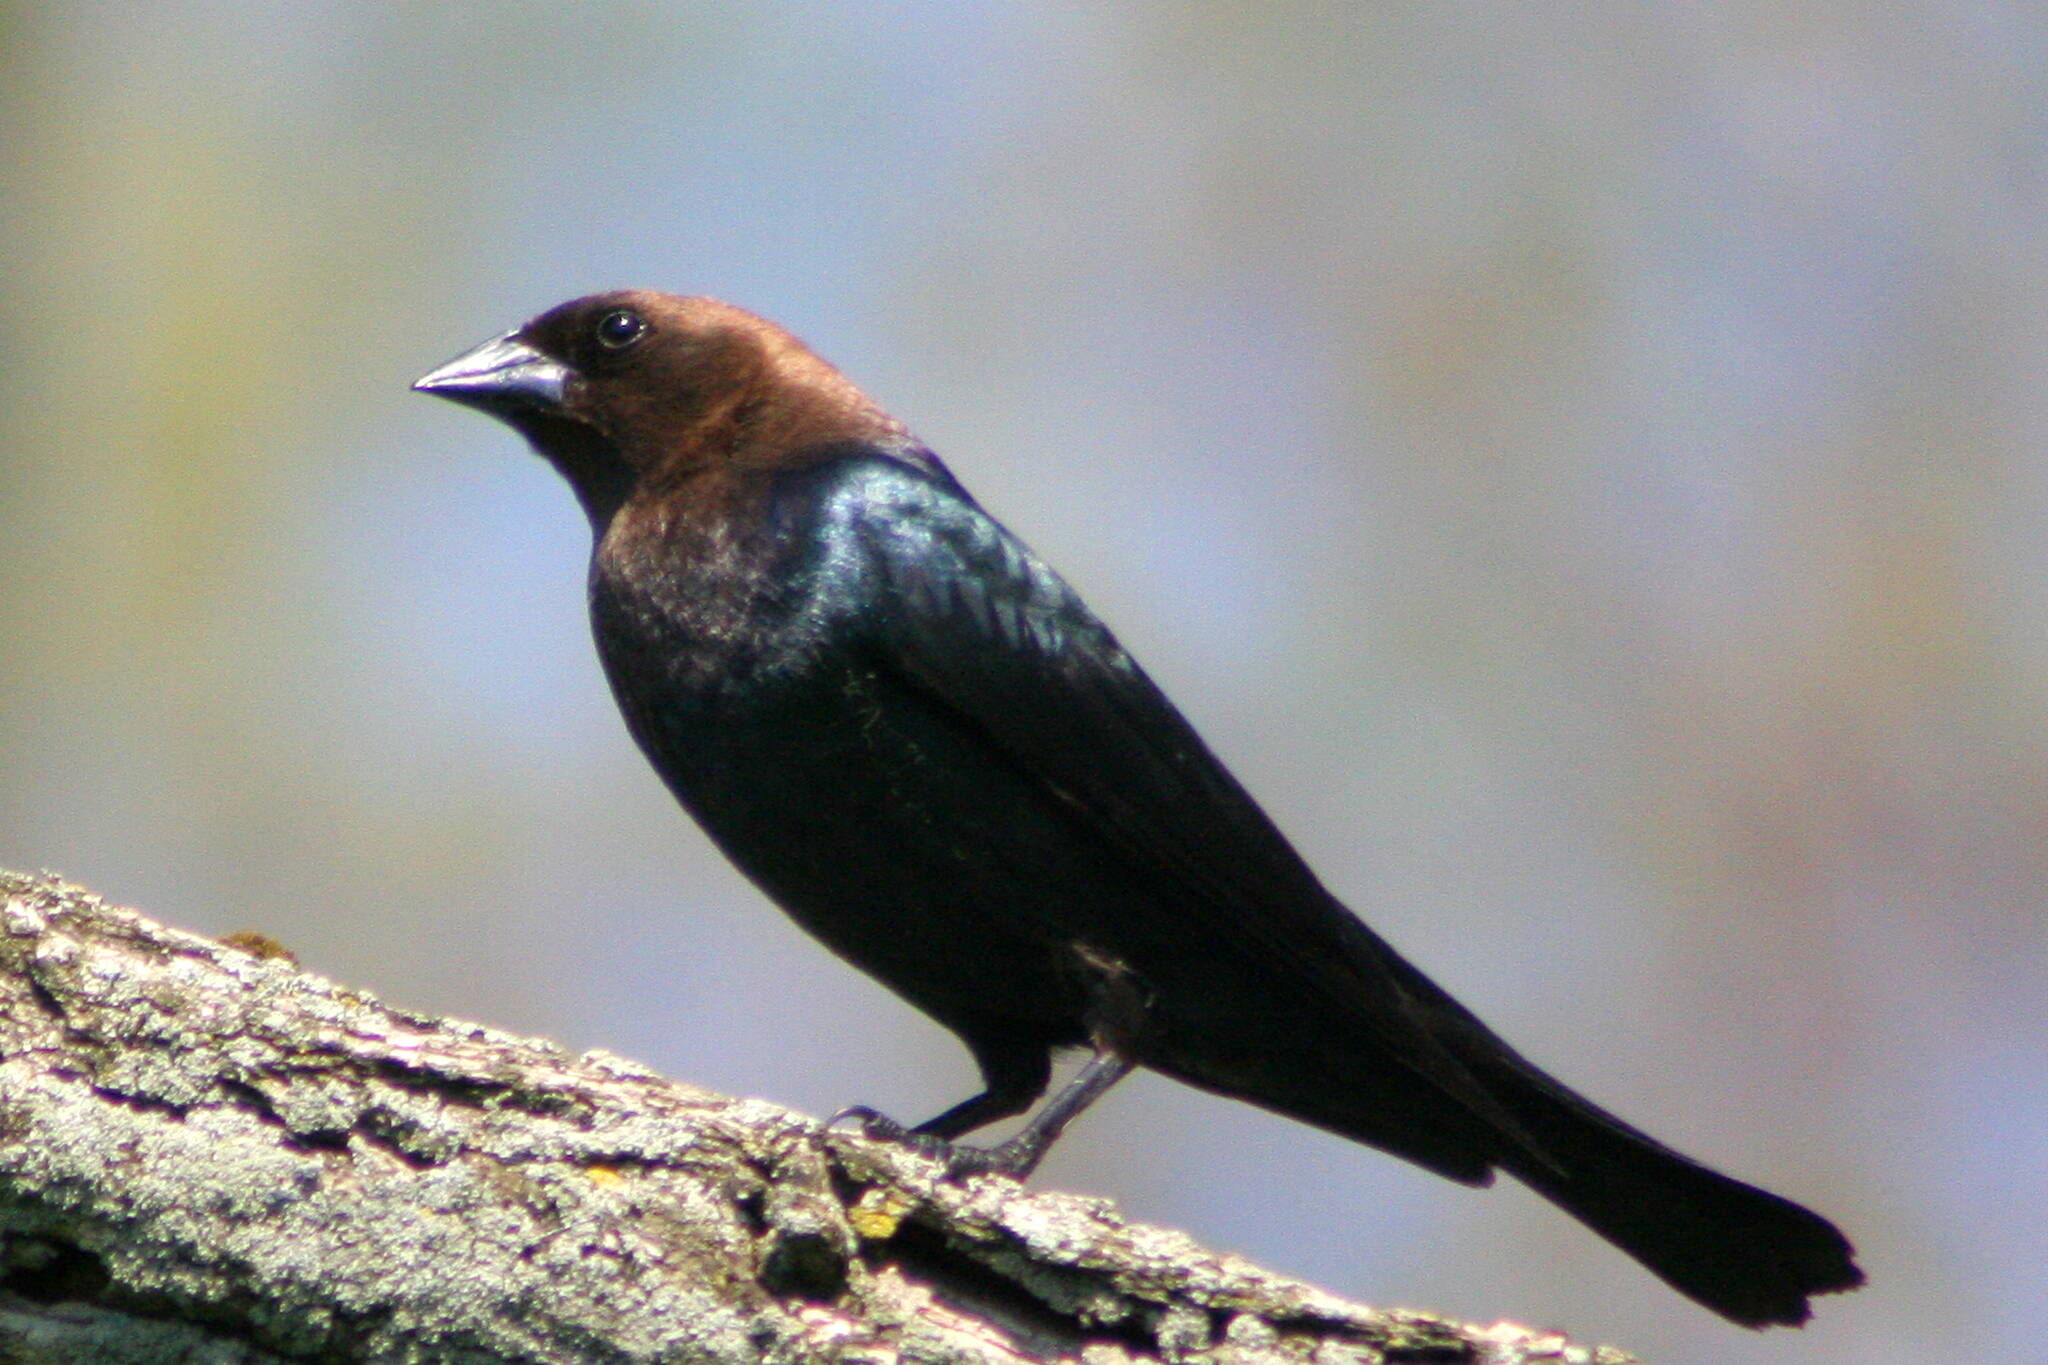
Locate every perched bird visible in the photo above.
<box><xmin>415</xmin><ymin>291</ymin><xmax>1863</xmax><ymax>1328</ymax></box>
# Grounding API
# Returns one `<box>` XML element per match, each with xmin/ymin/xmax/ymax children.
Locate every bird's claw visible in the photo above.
<box><xmin>826</xmin><ymin>1106</ymin><xmax>957</xmax><ymax>1163</ymax></box>
<box><xmin>825</xmin><ymin>1104</ymin><xmax>898</xmax><ymax>1137</ymax></box>
<box><xmin>825</xmin><ymin>1106</ymin><xmax>1032</xmax><ymax>1179</ymax></box>
<box><xmin>931</xmin><ymin>1139</ymin><xmax>1034</xmax><ymax>1180</ymax></box>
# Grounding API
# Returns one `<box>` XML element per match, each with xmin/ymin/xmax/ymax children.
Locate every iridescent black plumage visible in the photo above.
<box><xmin>417</xmin><ymin>291</ymin><xmax>1862</xmax><ymax>1327</ymax></box>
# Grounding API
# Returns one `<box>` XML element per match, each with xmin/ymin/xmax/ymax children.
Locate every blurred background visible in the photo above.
<box><xmin>3</xmin><ymin>3</ymin><xmax>2042</xmax><ymax>1360</ymax></box>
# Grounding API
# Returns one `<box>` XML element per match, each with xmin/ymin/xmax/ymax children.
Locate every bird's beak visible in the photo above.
<box><xmin>413</xmin><ymin>331</ymin><xmax>571</xmax><ymax>415</ymax></box>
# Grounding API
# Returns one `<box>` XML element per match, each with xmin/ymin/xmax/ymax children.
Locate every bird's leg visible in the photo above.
<box><xmin>826</xmin><ymin>1085</ymin><xmax>1037</xmax><ymax>1160</ymax></box>
<box><xmin>833</xmin><ymin>1049</ymin><xmax>1133</xmax><ymax>1179</ymax></box>
<box><xmin>940</xmin><ymin>1048</ymin><xmax>1133</xmax><ymax>1178</ymax></box>
<box><xmin>912</xmin><ymin>1082</ymin><xmax>1045</xmax><ymax>1141</ymax></box>
<box><xmin>829</xmin><ymin>1031</ymin><xmax>1053</xmax><ymax>1162</ymax></box>
<box><xmin>937</xmin><ymin>945</ymin><xmax>1144</xmax><ymax>1176</ymax></box>
<box><xmin>837</xmin><ymin>954</ymin><xmax>1144</xmax><ymax>1178</ymax></box>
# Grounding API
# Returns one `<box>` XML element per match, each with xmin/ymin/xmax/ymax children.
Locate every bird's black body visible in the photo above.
<box><xmin>592</xmin><ymin>444</ymin><xmax>1528</xmax><ymax>1164</ymax></box>
<box><xmin>589</xmin><ymin>446</ymin><xmax>1106</xmax><ymax>1077</ymax></box>
<box><xmin>415</xmin><ymin>290</ymin><xmax>1863</xmax><ymax>1329</ymax></box>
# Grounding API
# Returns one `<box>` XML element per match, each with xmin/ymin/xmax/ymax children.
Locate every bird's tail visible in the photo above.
<box><xmin>1480</xmin><ymin>1056</ymin><xmax>1864</xmax><ymax>1327</ymax></box>
<box><xmin>1163</xmin><ymin>921</ymin><xmax>1863</xmax><ymax>1325</ymax></box>
<box><xmin>1382</xmin><ymin>952</ymin><xmax>1864</xmax><ymax>1330</ymax></box>
<box><xmin>1262</xmin><ymin>940</ymin><xmax>1868</xmax><ymax>1327</ymax></box>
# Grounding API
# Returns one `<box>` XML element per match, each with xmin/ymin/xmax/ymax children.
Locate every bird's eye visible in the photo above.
<box><xmin>594</xmin><ymin>309</ymin><xmax>647</xmax><ymax>351</ymax></box>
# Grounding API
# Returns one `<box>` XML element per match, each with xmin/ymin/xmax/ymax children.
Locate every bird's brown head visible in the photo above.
<box><xmin>415</xmin><ymin>290</ymin><xmax>908</xmax><ymax>527</ymax></box>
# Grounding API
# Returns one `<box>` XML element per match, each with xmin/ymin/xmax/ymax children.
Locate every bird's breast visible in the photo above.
<box><xmin>581</xmin><ymin>543</ymin><xmax>1118</xmax><ymax>1027</ymax></box>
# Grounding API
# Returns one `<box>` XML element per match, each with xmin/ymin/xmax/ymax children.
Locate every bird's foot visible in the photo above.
<box><xmin>932</xmin><ymin>1138</ymin><xmax>1036</xmax><ymax>1179</ymax></box>
<box><xmin>826</xmin><ymin>1106</ymin><xmax>1032</xmax><ymax>1180</ymax></box>
<box><xmin>826</xmin><ymin>1105</ymin><xmax>954</xmax><ymax>1162</ymax></box>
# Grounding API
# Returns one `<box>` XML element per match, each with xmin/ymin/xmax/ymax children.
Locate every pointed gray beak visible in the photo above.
<box><xmin>413</xmin><ymin>331</ymin><xmax>571</xmax><ymax>414</ymax></box>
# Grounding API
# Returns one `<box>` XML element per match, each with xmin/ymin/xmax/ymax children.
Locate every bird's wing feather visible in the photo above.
<box><xmin>815</xmin><ymin>456</ymin><xmax>1531</xmax><ymax>1140</ymax></box>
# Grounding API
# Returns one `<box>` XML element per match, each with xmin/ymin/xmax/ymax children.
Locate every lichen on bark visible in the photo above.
<box><xmin>0</xmin><ymin>869</ymin><xmax>1637</xmax><ymax>1365</ymax></box>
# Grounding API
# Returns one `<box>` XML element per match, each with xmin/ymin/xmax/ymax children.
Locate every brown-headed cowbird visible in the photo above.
<box><xmin>414</xmin><ymin>291</ymin><xmax>1862</xmax><ymax>1328</ymax></box>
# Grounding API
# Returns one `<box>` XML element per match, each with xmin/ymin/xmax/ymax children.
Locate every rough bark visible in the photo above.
<box><xmin>0</xmin><ymin>868</ymin><xmax>1637</xmax><ymax>1365</ymax></box>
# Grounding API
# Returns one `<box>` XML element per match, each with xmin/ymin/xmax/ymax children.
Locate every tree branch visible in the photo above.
<box><xmin>0</xmin><ymin>869</ymin><xmax>1637</xmax><ymax>1365</ymax></box>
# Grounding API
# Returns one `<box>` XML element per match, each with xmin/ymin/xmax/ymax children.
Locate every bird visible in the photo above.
<box><xmin>414</xmin><ymin>290</ymin><xmax>1863</xmax><ymax>1328</ymax></box>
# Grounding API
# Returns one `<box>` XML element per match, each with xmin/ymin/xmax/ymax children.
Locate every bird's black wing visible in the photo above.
<box><xmin>809</xmin><ymin>454</ymin><xmax>1532</xmax><ymax>1152</ymax></box>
